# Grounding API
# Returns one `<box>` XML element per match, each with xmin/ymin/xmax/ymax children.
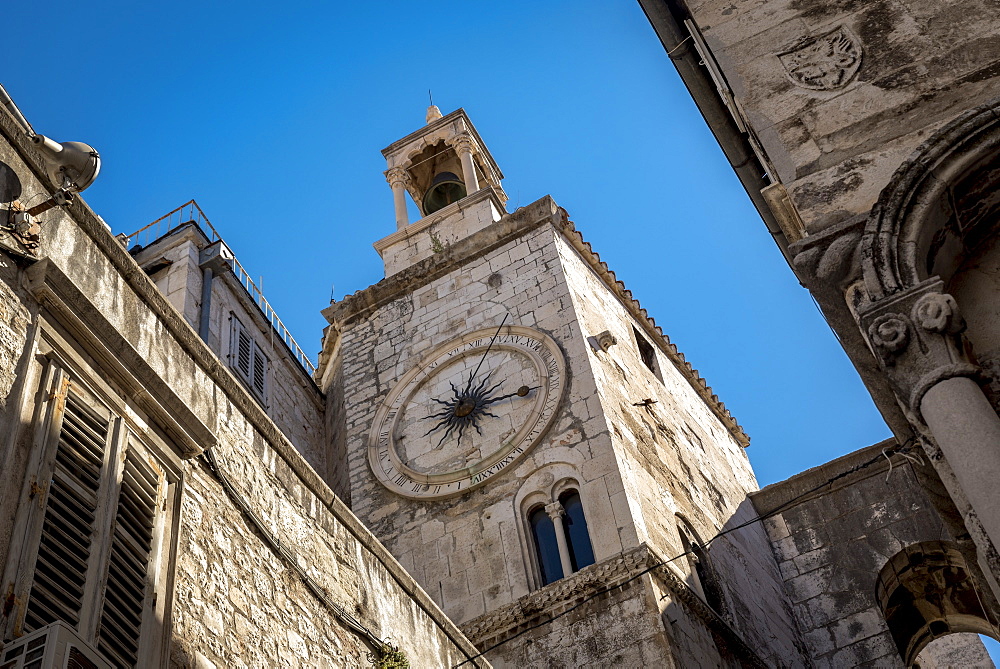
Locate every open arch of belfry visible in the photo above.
<box><xmin>876</xmin><ymin>541</ymin><xmax>998</xmax><ymax>665</ymax></box>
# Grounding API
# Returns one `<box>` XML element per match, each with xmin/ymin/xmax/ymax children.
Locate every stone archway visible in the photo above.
<box><xmin>876</xmin><ymin>541</ymin><xmax>998</xmax><ymax>666</ymax></box>
<box><xmin>862</xmin><ymin>97</ymin><xmax>1000</xmax><ymax>301</ymax></box>
<box><xmin>856</xmin><ymin>100</ymin><xmax>1000</xmax><ymax>586</ymax></box>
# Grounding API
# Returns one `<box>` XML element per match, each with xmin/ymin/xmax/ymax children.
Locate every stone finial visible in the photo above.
<box><xmin>426</xmin><ymin>105</ymin><xmax>443</xmax><ymax>123</ymax></box>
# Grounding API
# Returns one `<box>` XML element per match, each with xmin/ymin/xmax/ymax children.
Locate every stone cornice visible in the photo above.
<box><xmin>462</xmin><ymin>544</ymin><xmax>649</xmax><ymax>644</ymax></box>
<box><xmin>462</xmin><ymin>543</ymin><xmax>767</xmax><ymax>667</ymax></box>
<box><xmin>322</xmin><ymin>197</ymin><xmax>561</xmax><ymax>331</ymax></box>
<box><xmin>320</xmin><ymin>196</ymin><xmax>748</xmax><ymax>447</ymax></box>
<box><xmin>371</xmin><ymin>187</ymin><xmax>504</xmax><ymax>258</ymax></box>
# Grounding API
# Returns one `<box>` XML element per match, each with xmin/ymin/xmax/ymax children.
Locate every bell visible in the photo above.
<box><xmin>423</xmin><ymin>172</ymin><xmax>467</xmax><ymax>214</ymax></box>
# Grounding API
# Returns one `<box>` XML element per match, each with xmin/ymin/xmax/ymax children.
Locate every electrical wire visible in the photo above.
<box><xmin>453</xmin><ymin>439</ymin><xmax>917</xmax><ymax>667</ymax></box>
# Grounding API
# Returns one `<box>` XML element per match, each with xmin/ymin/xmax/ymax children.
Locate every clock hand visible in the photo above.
<box><xmin>464</xmin><ymin>314</ymin><xmax>509</xmax><ymax>394</ymax></box>
<box><xmin>480</xmin><ymin>385</ymin><xmax>538</xmax><ymax>406</ymax></box>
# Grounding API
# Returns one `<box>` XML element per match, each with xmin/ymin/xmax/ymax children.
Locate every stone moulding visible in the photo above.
<box><xmin>790</xmin><ymin>214</ymin><xmax>866</xmax><ymax>290</ymax></box>
<box><xmin>322</xmin><ymin>197</ymin><xmax>749</xmax><ymax>448</ymax></box>
<box><xmin>462</xmin><ymin>543</ymin><xmax>768</xmax><ymax>667</ymax></box>
<box><xmin>863</xmin><ymin>96</ymin><xmax>1000</xmax><ymax>301</ymax></box>
<box><xmin>23</xmin><ymin>257</ymin><xmax>213</xmax><ymax>457</ymax></box>
<box><xmin>461</xmin><ymin>543</ymin><xmax>648</xmax><ymax>644</ymax></box>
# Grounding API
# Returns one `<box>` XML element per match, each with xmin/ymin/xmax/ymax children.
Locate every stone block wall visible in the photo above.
<box><xmin>684</xmin><ymin>0</ymin><xmax>1000</xmax><ymax>233</ymax></box>
<box><xmin>552</xmin><ymin>222</ymin><xmax>805</xmax><ymax>664</ymax></box>
<box><xmin>327</xmin><ymin>201</ymin><xmax>635</xmax><ymax>627</ymax></box>
<box><xmin>751</xmin><ymin>442</ymin><xmax>993</xmax><ymax>667</ymax></box>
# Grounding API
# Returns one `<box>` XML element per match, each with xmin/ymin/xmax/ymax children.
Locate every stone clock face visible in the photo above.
<box><xmin>368</xmin><ymin>325</ymin><xmax>565</xmax><ymax>499</ymax></box>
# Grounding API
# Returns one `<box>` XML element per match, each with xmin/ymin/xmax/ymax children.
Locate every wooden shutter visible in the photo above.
<box><xmin>96</xmin><ymin>445</ymin><xmax>162</xmax><ymax>668</ymax></box>
<box><xmin>232</xmin><ymin>315</ymin><xmax>267</xmax><ymax>401</ymax></box>
<box><xmin>251</xmin><ymin>345</ymin><xmax>267</xmax><ymax>398</ymax></box>
<box><xmin>236</xmin><ymin>325</ymin><xmax>253</xmax><ymax>380</ymax></box>
<box><xmin>23</xmin><ymin>393</ymin><xmax>110</xmax><ymax>633</ymax></box>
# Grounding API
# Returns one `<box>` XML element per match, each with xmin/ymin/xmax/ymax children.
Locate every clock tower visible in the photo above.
<box><xmin>317</xmin><ymin>108</ymin><xmax>801</xmax><ymax>667</ymax></box>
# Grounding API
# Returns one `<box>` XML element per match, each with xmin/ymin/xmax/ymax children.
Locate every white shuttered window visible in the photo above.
<box><xmin>230</xmin><ymin>314</ymin><xmax>268</xmax><ymax>403</ymax></box>
<box><xmin>4</xmin><ymin>364</ymin><xmax>175</xmax><ymax>668</ymax></box>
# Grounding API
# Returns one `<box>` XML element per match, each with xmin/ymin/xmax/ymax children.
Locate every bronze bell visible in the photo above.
<box><xmin>423</xmin><ymin>171</ymin><xmax>466</xmax><ymax>215</ymax></box>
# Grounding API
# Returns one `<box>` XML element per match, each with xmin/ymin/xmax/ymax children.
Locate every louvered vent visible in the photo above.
<box><xmin>237</xmin><ymin>327</ymin><xmax>252</xmax><ymax>378</ymax></box>
<box><xmin>252</xmin><ymin>348</ymin><xmax>266</xmax><ymax>397</ymax></box>
<box><xmin>97</xmin><ymin>449</ymin><xmax>159</xmax><ymax>669</ymax></box>
<box><xmin>67</xmin><ymin>646</ymin><xmax>100</xmax><ymax>669</ymax></box>
<box><xmin>24</xmin><ymin>394</ymin><xmax>108</xmax><ymax>633</ymax></box>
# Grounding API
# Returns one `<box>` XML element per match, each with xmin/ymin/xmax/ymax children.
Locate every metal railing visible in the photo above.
<box><xmin>126</xmin><ymin>200</ymin><xmax>317</xmax><ymax>375</ymax></box>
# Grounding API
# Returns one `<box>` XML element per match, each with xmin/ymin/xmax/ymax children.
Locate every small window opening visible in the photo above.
<box><xmin>529</xmin><ymin>491</ymin><xmax>596</xmax><ymax>588</ymax></box>
<box><xmin>633</xmin><ymin>326</ymin><xmax>661</xmax><ymax>380</ymax></box>
<box><xmin>678</xmin><ymin>519</ymin><xmax>725</xmax><ymax>613</ymax></box>
<box><xmin>230</xmin><ymin>315</ymin><xmax>269</xmax><ymax>404</ymax></box>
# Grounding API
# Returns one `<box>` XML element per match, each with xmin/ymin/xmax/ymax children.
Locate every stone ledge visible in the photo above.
<box><xmin>462</xmin><ymin>543</ymin><xmax>768</xmax><ymax>667</ymax></box>
<box><xmin>750</xmin><ymin>439</ymin><xmax>897</xmax><ymax>515</ymax></box>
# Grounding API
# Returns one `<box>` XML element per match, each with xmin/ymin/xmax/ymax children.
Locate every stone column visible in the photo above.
<box><xmin>862</xmin><ymin>281</ymin><xmax>1000</xmax><ymax>559</ymax></box>
<box><xmin>451</xmin><ymin>134</ymin><xmax>479</xmax><ymax>194</ymax></box>
<box><xmin>545</xmin><ymin>501</ymin><xmax>574</xmax><ymax>578</ymax></box>
<box><xmin>922</xmin><ymin>377</ymin><xmax>1000</xmax><ymax>543</ymax></box>
<box><xmin>385</xmin><ymin>167</ymin><xmax>411</xmax><ymax>230</ymax></box>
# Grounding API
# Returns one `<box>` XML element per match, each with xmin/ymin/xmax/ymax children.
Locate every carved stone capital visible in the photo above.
<box><xmin>385</xmin><ymin>167</ymin><xmax>411</xmax><ymax>189</ymax></box>
<box><xmin>859</xmin><ymin>279</ymin><xmax>977</xmax><ymax>420</ymax></box>
<box><xmin>913</xmin><ymin>292</ymin><xmax>965</xmax><ymax>335</ymax></box>
<box><xmin>448</xmin><ymin>133</ymin><xmax>475</xmax><ymax>156</ymax></box>
<box><xmin>868</xmin><ymin>313</ymin><xmax>911</xmax><ymax>366</ymax></box>
<box><xmin>544</xmin><ymin>501</ymin><xmax>564</xmax><ymax>520</ymax></box>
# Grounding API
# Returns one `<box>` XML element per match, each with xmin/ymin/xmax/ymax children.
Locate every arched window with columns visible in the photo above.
<box><xmin>527</xmin><ymin>488</ymin><xmax>595</xmax><ymax>587</ymax></box>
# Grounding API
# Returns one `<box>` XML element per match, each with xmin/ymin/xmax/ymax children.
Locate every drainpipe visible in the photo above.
<box><xmin>199</xmin><ymin>266</ymin><xmax>214</xmax><ymax>341</ymax></box>
<box><xmin>637</xmin><ymin>0</ymin><xmax>793</xmax><ymax>266</ymax></box>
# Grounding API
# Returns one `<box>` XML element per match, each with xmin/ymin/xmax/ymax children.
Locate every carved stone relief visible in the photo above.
<box><xmin>859</xmin><ymin>280</ymin><xmax>977</xmax><ymax>421</ymax></box>
<box><xmin>778</xmin><ymin>26</ymin><xmax>862</xmax><ymax>91</ymax></box>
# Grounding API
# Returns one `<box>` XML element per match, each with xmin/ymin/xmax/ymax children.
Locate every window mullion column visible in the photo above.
<box><xmin>545</xmin><ymin>502</ymin><xmax>574</xmax><ymax>577</ymax></box>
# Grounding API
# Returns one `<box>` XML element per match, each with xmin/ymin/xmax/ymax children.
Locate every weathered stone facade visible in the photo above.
<box><xmin>642</xmin><ymin>0</ymin><xmax>1000</xmax><ymax>663</ymax></box>
<box><xmin>753</xmin><ymin>442</ymin><xmax>996</xmax><ymax>667</ymax></box>
<box><xmin>6</xmin><ymin>3</ymin><xmax>1000</xmax><ymax>658</ymax></box>
<box><xmin>0</xmin><ymin>97</ymin><xmax>484</xmax><ymax>667</ymax></box>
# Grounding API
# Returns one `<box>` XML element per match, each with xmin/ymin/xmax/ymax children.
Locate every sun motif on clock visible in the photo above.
<box><xmin>367</xmin><ymin>324</ymin><xmax>566</xmax><ymax>499</ymax></box>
